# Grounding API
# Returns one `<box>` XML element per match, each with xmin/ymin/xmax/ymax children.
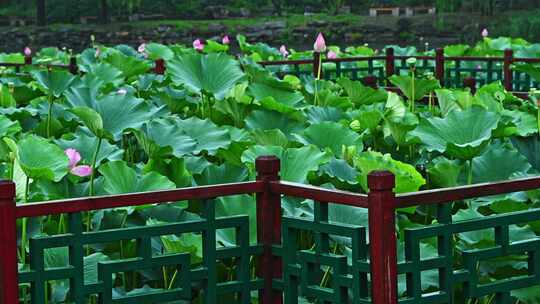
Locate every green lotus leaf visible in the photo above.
<box><xmin>512</xmin><ymin>286</ymin><xmax>540</xmax><ymax>304</ymax></box>
<box><xmin>145</xmin><ymin>43</ymin><xmax>174</xmax><ymax>60</ymax></box>
<box><xmin>30</xmin><ymin>70</ymin><xmax>76</xmax><ymax>97</ymax></box>
<box><xmin>389</xmin><ymin>75</ymin><xmax>440</xmax><ymax>101</ymax></box>
<box><xmin>56</xmin><ymin>131</ymin><xmax>123</xmax><ymax>165</ymax></box>
<box><xmin>245</xmin><ymin>109</ymin><xmax>305</xmax><ymax>136</ymax></box>
<box><xmin>306</xmin><ymin>106</ymin><xmax>345</xmax><ymax>124</ymax></box>
<box><xmin>294</xmin><ymin>121</ymin><xmax>363</xmax><ymax>156</ymax></box>
<box><xmin>355</xmin><ymin>104</ymin><xmax>384</xmax><ymax>132</ymax></box>
<box><xmin>133</xmin><ymin>118</ymin><xmax>197</xmax><ymax>158</ymax></box>
<box><xmin>318</xmin><ymin>158</ymin><xmax>359</xmax><ymax>185</ymax></box>
<box><xmin>354</xmin><ymin>151</ymin><xmax>425</xmax><ymax>195</ymax></box>
<box><xmin>241</xmin><ymin>145</ymin><xmax>331</xmax><ymax>183</ymax></box>
<box><xmin>248</xmin><ymin>76</ymin><xmax>304</xmax><ymax>107</ymax></box>
<box><xmin>99</xmin><ymin>160</ymin><xmax>175</xmax><ymax>194</ymax></box>
<box><xmin>168</xmin><ymin>52</ymin><xmax>244</xmax><ymax>100</ymax></box>
<box><xmin>0</xmin><ymin>115</ymin><xmax>21</xmax><ymax>137</ymax></box>
<box><xmin>472</xmin><ymin>143</ymin><xmax>532</xmax><ymax>183</ymax></box>
<box><xmin>174</xmin><ymin>117</ymin><xmax>231</xmax><ymax>155</ymax></box>
<box><xmin>104</xmin><ymin>51</ymin><xmax>151</xmax><ymax>79</ymax></box>
<box><xmin>13</xmin><ymin>135</ymin><xmax>69</xmax><ymax>182</ymax></box>
<box><xmin>512</xmin><ymin>135</ymin><xmax>540</xmax><ymax>172</ymax></box>
<box><xmin>195</xmin><ymin>163</ymin><xmax>248</xmax><ymax>185</ymax></box>
<box><xmin>251</xmin><ymin>129</ymin><xmax>289</xmax><ymax>148</ymax></box>
<box><xmin>69</xmin><ymin>93</ymin><xmax>162</xmax><ymax>141</ymax></box>
<box><xmin>337</xmin><ymin>77</ymin><xmax>387</xmax><ymax>105</ymax></box>
<box><xmin>427</xmin><ymin>156</ymin><xmax>463</xmax><ymax>188</ymax></box>
<box><xmin>69</xmin><ymin>107</ymin><xmax>104</xmax><ymax>138</ymax></box>
<box><xmin>85</xmin><ymin>62</ymin><xmax>123</xmax><ymax>86</ymax></box>
<box><xmin>410</xmin><ymin>106</ymin><xmax>500</xmax><ymax>160</ymax></box>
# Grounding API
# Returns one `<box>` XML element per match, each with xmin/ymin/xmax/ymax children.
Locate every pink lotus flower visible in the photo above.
<box><xmin>117</xmin><ymin>88</ymin><xmax>128</xmax><ymax>95</ymax></box>
<box><xmin>65</xmin><ymin>148</ymin><xmax>92</xmax><ymax>177</ymax></box>
<box><xmin>193</xmin><ymin>39</ymin><xmax>204</xmax><ymax>51</ymax></box>
<box><xmin>279</xmin><ymin>45</ymin><xmax>289</xmax><ymax>57</ymax></box>
<box><xmin>24</xmin><ymin>47</ymin><xmax>31</xmax><ymax>57</ymax></box>
<box><xmin>95</xmin><ymin>47</ymin><xmax>100</xmax><ymax>58</ymax></box>
<box><xmin>222</xmin><ymin>35</ymin><xmax>230</xmax><ymax>45</ymax></box>
<box><xmin>327</xmin><ymin>51</ymin><xmax>337</xmax><ymax>59</ymax></box>
<box><xmin>313</xmin><ymin>33</ymin><xmax>326</xmax><ymax>53</ymax></box>
<box><xmin>476</xmin><ymin>64</ymin><xmax>482</xmax><ymax>70</ymax></box>
<box><xmin>481</xmin><ymin>28</ymin><xmax>489</xmax><ymax>38</ymax></box>
<box><xmin>137</xmin><ymin>43</ymin><xmax>146</xmax><ymax>53</ymax></box>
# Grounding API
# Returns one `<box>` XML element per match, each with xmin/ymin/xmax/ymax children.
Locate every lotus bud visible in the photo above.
<box><xmin>138</xmin><ymin>43</ymin><xmax>146</xmax><ymax>53</ymax></box>
<box><xmin>327</xmin><ymin>51</ymin><xmax>337</xmax><ymax>59</ymax></box>
<box><xmin>95</xmin><ymin>47</ymin><xmax>101</xmax><ymax>58</ymax></box>
<box><xmin>406</xmin><ymin>57</ymin><xmax>417</xmax><ymax>68</ymax></box>
<box><xmin>481</xmin><ymin>28</ymin><xmax>489</xmax><ymax>38</ymax></box>
<box><xmin>23</xmin><ymin>47</ymin><xmax>31</xmax><ymax>57</ymax></box>
<box><xmin>349</xmin><ymin>120</ymin><xmax>361</xmax><ymax>132</ymax></box>
<box><xmin>222</xmin><ymin>35</ymin><xmax>230</xmax><ymax>45</ymax></box>
<box><xmin>90</xmin><ymin>34</ymin><xmax>95</xmax><ymax>43</ymax></box>
<box><xmin>279</xmin><ymin>45</ymin><xmax>289</xmax><ymax>57</ymax></box>
<box><xmin>313</xmin><ymin>33</ymin><xmax>327</xmax><ymax>53</ymax></box>
<box><xmin>193</xmin><ymin>39</ymin><xmax>204</xmax><ymax>51</ymax></box>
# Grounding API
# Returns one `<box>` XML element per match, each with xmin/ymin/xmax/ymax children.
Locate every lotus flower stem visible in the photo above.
<box><xmin>20</xmin><ymin>176</ymin><xmax>30</xmax><ymax>266</ymax></box>
<box><xmin>47</xmin><ymin>94</ymin><xmax>53</xmax><ymax>138</ymax></box>
<box><xmin>410</xmin><ymin>70</ymin><xmax>416</xmax><ymax>113</ymax></box>
<box><xmin>467</xmin><ymin>159</ymin><xmax>473</xmax><ymax>185</ymax></box>
<box><xmin>88</xmin><ymin>137</ymin><xmax>102</xmax><ymax>197</ymax></box>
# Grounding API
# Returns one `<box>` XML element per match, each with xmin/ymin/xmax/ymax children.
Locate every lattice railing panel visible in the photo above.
<box><xmin>276</xmin><ymin>200</ymin><xmax>371</xmax><ymax>304</ymax></box>
<box><xmin>398</xmin><ymin>206</ymin><xmax>540</xmax><ymax>304</ymax></box>
<box><xmin>18</xmin><ymin>200</ymin><xmax>263</xmax><ymax>304</ymax></box>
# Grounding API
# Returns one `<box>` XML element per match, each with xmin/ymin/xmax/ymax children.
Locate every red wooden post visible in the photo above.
<box><xmin>504</xmin><ymin>49</ymin><xmax>514</xmax><ymax>91</ymax></box>
<box><xmin>69</xmin><ymin>56</ymin><xmax>78</xmax><ymax>75</ymax></box>
<box><xmin>24</xmin><ymin>54</ymin><xmax>32</xmax><ymax>65</ymax></box>
<box><xmin>463</xmin><ymin>77</ymin><xmax>477</xmax><ymax>94</ymax></box>
<box><xmin>256</xmin><ymin>156</ymin><xmax>283</xmax><ymax>304</ymax></box>
<box><xmin>367</xmin><ymin>171</ymin><xmax>398</xmax><ymax>304</ymax></box>
<box><xmin>362</xmin><ymin>75</ymin><xmax>379</xmax><ymax>89</ymax></box>
<box><xmin>154</xmin><ymin>59</ymin><xmax>166</xmax><ymax>75</ymax></box>
<box><xmin>435</xmin><ymin>48</ymin><xmax>445</xmax><ymax>83</ymax></box>
<box><xmin>0</xmin><ymin>180</ymin><xmax>18</xmax><ymax>304</ymax></box>
<box><xmin>313</xmin><ymin>52</ymin><xmax>322</xmax><ymax>79</ymax></box>
<box><xmin>385</xmin><ymin>47</ymin><xmax>395</xmax><ymax>85</ymax></box>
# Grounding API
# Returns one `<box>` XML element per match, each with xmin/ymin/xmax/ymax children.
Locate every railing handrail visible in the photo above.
<box><xmin>396</xmin><ymin>175</ymin><xmax>540</xmax><ymax>208</ymax></box>
<box><xmin>13</xmin><ymin>180</ymin><xmax>265</xmax><ymax>218</ymax></box>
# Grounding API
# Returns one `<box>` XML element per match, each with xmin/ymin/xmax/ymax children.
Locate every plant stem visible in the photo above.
<box><xmin>428</xmin><ymin>92</ymin><xmax>433</xmax><ymax>114</ymax></box>
<box><xmin>537</xmin><ymin>106</ymin><xmax>540</xmax><ymax>134</ymax></box>
<box><xmin>467</xmin><ymin>159</ymin><xmax>473</xmax><ymax>185</ymax></box>
<box><xmin>46</xmin><ymin>95</ymin><xmax>53</xmax><ymax>138</ymax></box>
<box><xmin>88</xmin><ymin>137</ymin><xmax>103</xmax><ymax>197</ymax></box>
<box><xmin>20</xmin><ymin>176</ymin><xmax>30</xmax><ymax>265</ymax></box>
<box><xmin>410</xmin><ymin>69</ymin><xmax>416</xmax><ymax>113</ymax></box>
<box><xmin>314</xmin><ymin>54</ymin><xmax>322</xmax><ymax>106</ymax></box>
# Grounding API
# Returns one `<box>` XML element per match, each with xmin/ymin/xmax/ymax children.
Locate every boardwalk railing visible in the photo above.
<box><xmin>259</xmin><ymin>48</ymin><xmax>540</xmax><ymax>95</ymax></box>
<box><xmin>1</xmin><ymin>155</ymin><xmax>540</xmax><ymax>303</ymax></box>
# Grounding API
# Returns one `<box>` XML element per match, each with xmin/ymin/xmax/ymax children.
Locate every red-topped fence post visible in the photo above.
<box><xmin>313</xmin><ymin>52</ymin><xmax>323</xmax><ymax>79</ymax></box>
<box><xmin>69</xmin><ymin>56</ymin><xmax>78</xmax><ymax>75</ymax></box>
<box><xmin>463</xmin><ymin>77</ymin><xmax>477</xmax><ymax>94</ymax></box>
<box><xmin>435</xmin><ymin>48</ymin><xmax>445</xmax><ymax>84</ymax></box>
<box><xmin>256</xmin><ymin>156</ymin><xmax>283</xmax><ymax>304</ymax></box>
<box><xmin>385</xmin><ymin>48</ymin><xmax>395</xmax><ymax>85</ymax></box>
<box><xmin>504</xmin><ymin>49</ymin><xmax>514</xmax><ymax>91</ymax></box>
<box><xmin>154</xmin><ymin>59</ymin><xmax>166</xmax><ymax>75</ymax></box>
<box><xmin>0</xmin><ymin>181</ymin><xmax>18</xmax><ymax>304</ymax></box>
<box><xmin>367</xmin><ymin>171</ymin><xmax>398</xmax><ymax>304</ymax></box>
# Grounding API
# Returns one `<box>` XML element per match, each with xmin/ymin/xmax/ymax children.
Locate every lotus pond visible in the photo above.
<box><xmin>2</xmin><ymin>35</ymin><xmax>540</xmax><ymax>303</ymax></box>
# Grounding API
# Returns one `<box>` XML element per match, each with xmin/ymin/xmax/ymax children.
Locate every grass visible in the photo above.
<box><xmin>5</xmin><ymin>13</ymin><xmax>361</xmax><ymax>32</ymax></box>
